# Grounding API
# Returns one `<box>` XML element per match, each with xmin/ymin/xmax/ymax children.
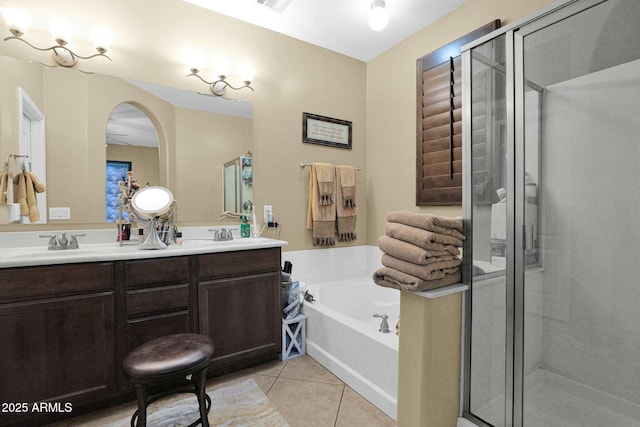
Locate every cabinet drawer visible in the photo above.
<box><xmin>127</xmin><ymin>284</ymin><xmax>189</xmax><ymax>317</ymax></box>
<box><xmin>197</xmin><ymin>248</ymin><xmax>280</xmax><ymax>279</ymax></box>
<box><xmin>0</xmin><ymin>263</ymin><xmax>114</xmax><ymax>301</ymax></box>
<box><xmin>127</xmin><ymin>311</ymin><xmax>191</xmax><ymax>351</ymax></box>
<box><xmin>125</xmin><ymin>256</ymin><xmax>190</xmax><ymax>288</ymax></box>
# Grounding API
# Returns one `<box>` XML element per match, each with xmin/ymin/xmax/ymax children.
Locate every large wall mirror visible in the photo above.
<box><xmin>0</xmin><ymin>54</ymin><xmax>253</xmax><ymax>229</ymax></box>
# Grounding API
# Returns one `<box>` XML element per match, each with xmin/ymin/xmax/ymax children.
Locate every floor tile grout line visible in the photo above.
<box><xmin>333</xmin><ymin>383</ymin><xmax>347</xmax><ymax>427</ymax></box>
<box><xmin>272</xmin><ymin>375</ymin><xmax>345</xmax><ymax>388</ymax></box>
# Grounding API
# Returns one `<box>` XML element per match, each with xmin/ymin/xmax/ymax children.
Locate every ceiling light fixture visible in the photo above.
<box><xmin>1</xmin><ymin>7</ymin><xmax>112</xmax><ymax>68</ymax></box>
<box><xmin>368</xmin><ymin>0</ymin><xmax>389</xmax><ymax>31</ymax></box>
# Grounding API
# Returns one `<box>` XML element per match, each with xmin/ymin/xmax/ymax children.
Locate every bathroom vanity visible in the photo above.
<box><xmin>0</xmin><ymin>237</ymin><xmax>286</xmax><ymax>426</ymax></box>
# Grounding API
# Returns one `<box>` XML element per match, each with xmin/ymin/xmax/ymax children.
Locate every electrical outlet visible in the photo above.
<box><xmin>263</xmin><ymin>205</ymin><xmax>273</xmax><ymax>223</ymax></box>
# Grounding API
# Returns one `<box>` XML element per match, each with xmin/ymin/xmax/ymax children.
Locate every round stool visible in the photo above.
<box><xmin>123</xmin><ymin>333</ymin><xmax>215</xmax><ymax>427</ymax></box>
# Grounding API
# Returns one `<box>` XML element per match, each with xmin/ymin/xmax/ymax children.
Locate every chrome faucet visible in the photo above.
<box><xmin>209</xmin><ymin>228</ymin><xmax>233</xmax><ymax>241</ymax></box>
<box><xmin>40</xmin><ymin>233</ymin><xmax>85</xmax><ymax>250</ymax></box>
<box><xmin>373</xmin><ymin>314</ymin><xmax>390</xmax><ymax>333</ymax></box>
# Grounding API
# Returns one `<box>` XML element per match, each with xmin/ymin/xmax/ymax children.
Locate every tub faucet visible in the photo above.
<box><xmin>373</xmin><ymin>314</ymin><xmax>390</xmax><ymax>333</ymax></box>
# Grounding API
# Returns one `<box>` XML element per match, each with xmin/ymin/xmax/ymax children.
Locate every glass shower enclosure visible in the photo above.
<box><xmin>461</xmin><ymin>0</ymin><xmax>640</xmax><ymax>426</ymax></box>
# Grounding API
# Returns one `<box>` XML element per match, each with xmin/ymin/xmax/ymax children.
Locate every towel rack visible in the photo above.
<box><xmin>4</xmin><ymin>154</ymin><xmax>29</xmax><ymax>176</ymax></box>
<box><xmin>299</xmin><ymin>163</ymin><xmax>361</xmax><ymax>171</ymax></box>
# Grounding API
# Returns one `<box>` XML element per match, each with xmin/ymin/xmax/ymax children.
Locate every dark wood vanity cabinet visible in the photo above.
<box><xmin>122</xmin><ymin>256</ymin><xmax>194</xmax><ymax>352</ymax></box>
<box><xmin>197</xmin><ymin>248</ymin><xmax>282</xmax><ymax>374</ymax></box>
<box><xmin>0</xmin><ymin>263</ymin><xmax>117</xmax><ymax>426</ymax></box>
<box><xmin>0</xmin><ymin>246</ymin><xmax>282</xmax><ymax>426</ymax></box>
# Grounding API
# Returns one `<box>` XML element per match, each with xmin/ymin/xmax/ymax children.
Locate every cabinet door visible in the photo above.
<box><xmin>199</xmin><ymin>271</ymin><xmax>280</xmax><ymax>368</ymax></box>
<box><xmin>0</xmin><ymin>292</ymin><xmax>116</xmax><ymax>422</ymax></box>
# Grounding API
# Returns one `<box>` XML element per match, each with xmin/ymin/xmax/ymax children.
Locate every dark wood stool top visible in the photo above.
<box><xmin>123</xmin><ymin>334</ymin><xmax>215</xmax><ymax>427</ymax></box>
<box><xmin>123</xmin><ymin>333</ymin><xmax>214</xmax><ymax>381</ymax></box>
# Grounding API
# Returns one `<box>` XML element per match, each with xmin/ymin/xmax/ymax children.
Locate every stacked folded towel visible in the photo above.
<box><xmin>373</xmin><ymin>211</ymin><xmax>465</xmax><ymax>292</ymax></box>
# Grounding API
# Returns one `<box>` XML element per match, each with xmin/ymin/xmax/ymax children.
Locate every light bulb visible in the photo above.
<box><xmin>211</xmin><ymin>55</ymin><xmax>230</xmax><ymax>78</ymax></box>
<box><xmin>368</xmin><ymin>0</ymin><xmax>388</xmax><ymax>31</ymax></box>
<box><xmin>50</xmin><ymin>18</ymin><xmax>71</xmax><ymax>44</ymax></box>
<box><xmin>238</xmin><ymin>63</ymin><xmax>255</xmax><ymax>84</ymax></box>
<box><xmin>182</xmin><ymin>49</ymin><xmax>205</xmax><ymax>72</ymax></box>
<box><xmin>1</xmin><ymin>7</ymin><xmax>30</xmax><ymax>36</ymax></box>
<box><xmin>92</xmin><ymin>27</ymin><xmax>112</xmax><ymax>53</ymax></box>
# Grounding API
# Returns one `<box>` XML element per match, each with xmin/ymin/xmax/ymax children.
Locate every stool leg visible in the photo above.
<box><xmin>194</xmin><ymin>368</ymin><xmax>210</xmax><ymax>427</ymax></box>
<box><xmin>134</xmin><ymin>385</ymin><xmax>148</xmax><ymax>427</ymax></box>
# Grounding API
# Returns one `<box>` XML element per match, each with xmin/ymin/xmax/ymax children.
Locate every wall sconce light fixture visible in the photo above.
<box><xmin>1</xmin><ymin>7</ymin><xmax>112</xmax><ymax>68</ymax></box>
<box><xmin>187</xmin><ymin>68</ymin><xmax>254</xmax><ymax>97</ymax></box>
<box><xmin>368</xmin><ymin>0</ymin><xmax>389</xmax><ymax>31</ymax></box>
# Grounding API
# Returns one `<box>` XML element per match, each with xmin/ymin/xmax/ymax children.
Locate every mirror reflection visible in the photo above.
<box><xmin>0</xmin><ymin>54</ymin><xmax>253</xmax><ymax>228</ymax></box>
<box><xmin>105</xmin><ymin>103</ymin><xmax>160</xmax><ymax>222</ymax></box>
<box><xmin>223</xmin><ymin>153</ymin><xmax>253</xmax><ymax>215</ymax></box>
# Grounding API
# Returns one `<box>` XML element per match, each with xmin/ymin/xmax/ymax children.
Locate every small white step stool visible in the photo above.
<box><xmin>281</xmin><ymin>313</ymin><xmax>307</xmax><ymax>361</ymax></box>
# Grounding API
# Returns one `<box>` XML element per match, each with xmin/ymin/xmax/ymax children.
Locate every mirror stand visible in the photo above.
<box><xmin>138</xmin><ymin>218</ymin><xmax>168</xmax><ymax>250</ymax></box>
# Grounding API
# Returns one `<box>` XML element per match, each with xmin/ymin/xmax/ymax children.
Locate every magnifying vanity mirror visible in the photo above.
<box><xmin>129</xmin><ymin>186</ymin><xmax>175</xmax><ymax>250</ymax></box>
<box><xmin>0</xmin><ymin>54</ymin><xmax>253</xmax><ymax>230</ymax></box>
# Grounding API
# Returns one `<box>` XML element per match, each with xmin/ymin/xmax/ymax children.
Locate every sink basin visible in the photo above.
<box><xmin>1</xmin><ymin>247</ymin><xmax>107</xmax><ymax>259</ymax></box>
<box><xmin>181</xmin><ymin>237</ymin><xmax>272</xmax><ymax>247</ymax></box>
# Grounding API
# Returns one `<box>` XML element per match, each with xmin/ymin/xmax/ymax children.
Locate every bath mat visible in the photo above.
<box><xmin>105</xmin><ymin>378</ymin><xmax>289</xmax><ymax>427</ymax></box>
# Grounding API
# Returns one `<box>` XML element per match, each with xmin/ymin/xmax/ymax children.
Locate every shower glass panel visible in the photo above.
<box><xmin>463</xmin><ymin>1</ymin><xmax>640</xmax><ymax>426</ymax></box>
<box><xmin>520</xmin><ymin>1</ymin><xmax>640</xmax><ymax>425</ymax></box>
<box><xmin>467</xmin><ymin>34</ymin><xmax>508</xmax><ymax>427</ymax></box>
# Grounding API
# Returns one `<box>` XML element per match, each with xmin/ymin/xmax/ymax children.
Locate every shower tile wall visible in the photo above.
<box><xmin>538</xmin><ymin>59</ymin><xmax>640</xmax><ymax>406</ymax></box>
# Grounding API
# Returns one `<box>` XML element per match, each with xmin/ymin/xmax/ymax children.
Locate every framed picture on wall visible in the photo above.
<box><xmin>302</xmin><ymin>112</ymin><xmax>352</xmax><ymax>149</ymax></box>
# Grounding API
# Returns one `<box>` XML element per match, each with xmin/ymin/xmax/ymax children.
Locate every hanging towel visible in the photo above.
<box><xmin>373</xmin><ymin>266</ymin><xmax>461</xmax><ymax>292</ymax></box>
<box><xmin>314</xmin><ymin>162</ymin><xmax>335</xmax><ymax>206</ymax></box>
<box><xmin>27</xmin><ymin>172</ymin><xmax>46</xmax><ymax>193</ymax></box>
<box><xmin>337</xmin><ymin>165</ymin><xmax>356</xmax><ymax>208</ymax></box>
<box><xmin>0</xmin><ymin>172</ymin><xmax>6</xmax><ymax>204</ymax></box>
<box><xmin>16</xmin><ymin>173</ymin><xmax>28</xmax><ymax>216</ymax></box>
<box><xmin>386</xmin><ymin>211</ymin><xmax>465</xmax><ymax>241</ymax></box>
<box><xmin>378</xmin><ymin>235</ymin><xmax>457</xmax><ymax>264</ymax></box>
<box><xmin>14</xmin><ymin>172</ymin><xmax>45</xmax><ymax>222</ymax></box>
<box><xmin>335</xmin><ymin>165</ymin><xmax>357</xmax><ymax>242</ymax></box>
<box><xmin>307</xmin><ymin>163</ymin><xmax>336</xmax><ymax>246</ymax></box>
<box><xmin>386</xmin><ymin>222</ymin><xmax>464</xmax><ymax>249</ymax></box>
<box><xmin>381</xmin><ymin>253</ymin><xmax>461</xmax><ymax>282</ymax></box>
<box><xmin>25</xmin><ymin>173</ymin><xmax>39</xmax><ymax>222</ymax></box>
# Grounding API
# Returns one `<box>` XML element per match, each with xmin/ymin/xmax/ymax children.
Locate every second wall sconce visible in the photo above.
<box><xmin>1</xmin><ymin>7</ymin><xmax>112</xmax><ymax>68</ymax></box>
<box><xmin>187</xmin><ymin>68</ymin><xmax>254</xmax><ymax>97</ymax></box>
<box><xmin>184</xmin><ymin>51</ymin><xmax>255</xmax><ymax>97</ymax></box>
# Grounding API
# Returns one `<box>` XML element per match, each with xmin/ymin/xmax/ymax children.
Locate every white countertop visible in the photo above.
<box><xmin>0</xmin><ymin>229</ymin><xmax>288</xmax><ymax>268</ymax></box>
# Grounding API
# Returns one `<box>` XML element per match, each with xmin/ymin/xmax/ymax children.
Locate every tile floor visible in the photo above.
<box><xmin>48</xmin><ymin>355</ymin><xmax>396</xmax><ymax>427</ymax></box>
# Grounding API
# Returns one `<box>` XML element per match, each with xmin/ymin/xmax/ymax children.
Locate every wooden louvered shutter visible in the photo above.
<box><xmin>416</xmin><ymin>20</ymin><xmax>500</xmax><ymax>206</ymax></box>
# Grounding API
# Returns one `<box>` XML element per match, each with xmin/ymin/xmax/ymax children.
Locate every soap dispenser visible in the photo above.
<box><xmin>240</xmin><ymin>215</ymin><xmax>250</xmax><ymax>238</ymax></box>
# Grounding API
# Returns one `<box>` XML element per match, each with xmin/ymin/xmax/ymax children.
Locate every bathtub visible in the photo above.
<box><xmin>302</xmin><ymin>276</ymin><xmax>400</xmax><ymax>420</ymax></box>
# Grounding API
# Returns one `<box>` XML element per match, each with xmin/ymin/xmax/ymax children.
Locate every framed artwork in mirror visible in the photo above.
<box><xmin>302</xmin><ymin>112</ymin><xmax>352</xmax><ymax>149</ymax></box>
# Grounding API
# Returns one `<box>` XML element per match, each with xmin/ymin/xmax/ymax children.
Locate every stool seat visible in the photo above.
<box><xmin>123</xmin><ymin>333</ymin><xmax>214</xmax><ymax>381</ymax></box>
<box><xmin>123</xmin><ymin>333</ymin><xmax>215</xmax><ymax>427</ymax></box>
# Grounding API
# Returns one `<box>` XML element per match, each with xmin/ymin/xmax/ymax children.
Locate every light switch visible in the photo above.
<box><xmin>49</xmin><ymin>207</ymin><xmax>71</xmax><ymax>220</ymax></box>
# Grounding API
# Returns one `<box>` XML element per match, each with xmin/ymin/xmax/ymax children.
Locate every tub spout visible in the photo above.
<box><xmin>304</xmin><ymin>290</ymin><xmax>315</xmax><ymax>303</ymax></box>
<box><xmin>373</xmin><ymin>314</ymin><xmax>390</xmax><ymax>333</ymax></box>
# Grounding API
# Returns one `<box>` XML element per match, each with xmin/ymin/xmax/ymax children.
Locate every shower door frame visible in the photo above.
<box><xmin>461</xmin><ymin>1</ymin><xmax>610</xmax><ymax>426</ymax></box>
